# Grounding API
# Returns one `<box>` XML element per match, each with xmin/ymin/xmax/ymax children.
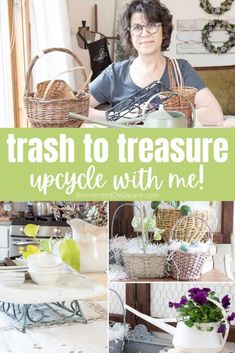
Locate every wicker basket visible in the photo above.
<box><xmin>170</xmin><ymin>250</ymin><xmax>210</xmax><ymax>281</ymax></box>
<box><xmin>24</xmin><ymin>47</ymin><xmax>91</xmax><ymax>128</ymax></box>
<box><xmin>169</xmin><ymin>215</ymin><xmax>212</xmax><ymax>281</ymax></box>
<box><xmin>111</xmin><ymin>203</ymin><xmax>166</xmax><ymax>279</ymax></box>
<box><xmin>122</xmin><ymin>252</ymin><xmax>166</xmax><ymax>278</ymax></box>
<box><xmin>163</xmin><ymin>58</ymin><xmax>197</xmax><ymax>128</ymax></box>
<box><xmin>109</xmin><ymin>288</ymin><xmax>127</xmax><ymax>353</ymax></box>
<box><xmin>156</xmin><ymin>209</ymin><xmax>209</xmax><ymax>243</ymax></box>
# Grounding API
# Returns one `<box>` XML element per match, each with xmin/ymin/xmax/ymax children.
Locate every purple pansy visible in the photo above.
<box><xmin>221</xmin><ymin>295</ymin><xmax>231</xmax><ymax>309</ymax></box>
<box><xmin>217</xmin><ymin>323</ymin><xmax>226</xmax><ymax>334</ymax></box>
<box><xmin>180</xmin><ymin>296</ymin><xmax>188</xmax><ymax>306</ymax></box>
<box><xmin>228</xmin><ymin>312</ymin><xmax>235</xmax><ymax>322</ymax></box>
<box><xmin>192</xmin><ymin>291</ymin><xmax>207</xmax><ymax>305</ymax></box>
<box><xmin>169</xmin><ymin>296</ymin><xmax>188</xmax><ymax>309</ymax></box>
<box><xmin>188</xmin><ymin>288</ymin><xmax>199</xmax><ymax>297</ymax></box>
<box><xmin>188</xmin><ymin>288</ymin><xmax>209</xmax><ymax>305</ymax></box>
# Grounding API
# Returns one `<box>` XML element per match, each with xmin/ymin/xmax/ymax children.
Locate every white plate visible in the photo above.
<box><xmin>0</xmin><ymin>266</ymin><xmax>28</xmax><ymax>271</ymax></box>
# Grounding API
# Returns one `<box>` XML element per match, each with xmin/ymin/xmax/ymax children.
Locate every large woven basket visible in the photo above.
<box><xmin>169</xmin><ymin>215</ymin><xmax>212</xmax><ymax>281</ymax></box>
<box><xmin>163</xmin><ymin>58</ymin><xmax>197</xmax><ymax>127</ymax></box>
<box><xmin>111</xmin><ymin>203</ymin><xmax>166</xmax><ymax>279</ymax></box>
<box><xmin>163</xmin><ymin>87</ymin><xmax>197</xmax><ymax>128</ymax></box>
<box><xmin>24</xmin><ymin>47</ymin><xmax>91</xmax><ymax>128</ymax></box>
<box><xmin>156</xmin><ymin>209</ymin><xmax>209</xmax><ymax>243</ymax></box>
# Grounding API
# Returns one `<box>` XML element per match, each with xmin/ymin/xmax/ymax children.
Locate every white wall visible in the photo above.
<box><xmin>67</xmin><ymin>0</ymin><xmax>116</xmax><ymax>82</ymax></box>
<box><xmin>67</xmin><ymin>0</ymin><xmax>235</xmax><ymax>71</ymax></box>
<box><xmin>161</xmin><ymin>0</ymin><xmax>235</xmax><ymax>66</ymax></box>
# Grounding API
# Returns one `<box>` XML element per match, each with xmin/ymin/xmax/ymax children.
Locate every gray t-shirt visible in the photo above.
<box><xmin>89</xmin><ymin>57</ymin><xmax>205</xmax><ymax>106</ymax></box>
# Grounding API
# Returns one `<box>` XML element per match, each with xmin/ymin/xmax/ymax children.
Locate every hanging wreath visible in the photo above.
<box><xmin>200</xmin><ymin>0</ymin><xmax>234</xmax><ymax>15</ymax></box>
<box><xmin>201</xmin><ymin>19</ymin><xmax>235</xmax><ymax>54</ymax></box>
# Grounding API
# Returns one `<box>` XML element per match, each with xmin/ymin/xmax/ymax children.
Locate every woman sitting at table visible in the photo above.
<box><xmin>88</xmin><ymin>0</ymin><xmax>223</xmax><ymax>126</ymax></box>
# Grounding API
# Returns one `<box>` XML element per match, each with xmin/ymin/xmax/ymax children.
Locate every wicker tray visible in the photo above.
<box><xmin>24</xmin><ymin>47</ymin><xmax>91</xmax><ymax>128</ymax></box>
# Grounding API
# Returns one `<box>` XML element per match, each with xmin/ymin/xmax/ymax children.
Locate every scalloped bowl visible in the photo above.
<box><xmin>29</xmin><ymin>269</ymin><xmax>61</xmax><ymax>285</ymax></box>
<box><xmin>28</xmin><ymin>253</ymin><xmax>62</xmax><ymax>268</ymax></box>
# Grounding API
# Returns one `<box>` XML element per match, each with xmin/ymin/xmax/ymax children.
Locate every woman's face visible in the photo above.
<box><xmin>129</xmin><ymin>12</ymin><xmax>163</xmax><ymax>56</ymax></box>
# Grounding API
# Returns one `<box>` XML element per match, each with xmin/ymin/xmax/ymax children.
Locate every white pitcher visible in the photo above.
<box><xmin>125</xmin><ymin>297</ymin><xmax>229</xmax><ymax>353</ymax></box>
<box><xmin>67</xmin><ymin>218</ymin><xmax>107</xmax><ymax>273</ymax></box>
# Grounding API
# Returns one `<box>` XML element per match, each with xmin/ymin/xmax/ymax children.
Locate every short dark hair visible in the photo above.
<box><xmin>119</xmin><ymin>0</ymin><xmax>173</xmax><ymax>51</ymax></box>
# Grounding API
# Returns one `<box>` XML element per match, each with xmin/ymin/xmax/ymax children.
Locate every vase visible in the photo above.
<box><xmin>67</xmin><ymin>218</ymin><xmax>107</xmax><ymax>273</ymax></box>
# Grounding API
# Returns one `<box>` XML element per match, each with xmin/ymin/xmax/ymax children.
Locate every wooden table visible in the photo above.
<box><xmin>118</xmin><ymin>269</ymin><xmax>233</xmax><ymax>283</ymax></box>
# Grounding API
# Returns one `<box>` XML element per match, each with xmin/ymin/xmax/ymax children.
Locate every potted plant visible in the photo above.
<box><xmin>125</xmin><ymin>287</ymin><xmax>235</xmax><ymax>353</ymax></box>
<box><xmin>19</xmin><ymin>223</ymin><xmax>81</xmax><ymax>273</ymax></box>
<box><xmin>169</xmin><ymin>287</ymin><xmax>235</xmax><ymax>352</ymax></box>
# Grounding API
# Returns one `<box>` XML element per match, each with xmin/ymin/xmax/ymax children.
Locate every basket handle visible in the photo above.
<box><xmin>168</xmin><ymin>58</ymin><xmax>184</xmax><ymax>89</ymax></box>
<box><xmin>25</xmin><ymin>47</ymin><xmax>89</xmax><ymax>94</ymax></box>
<box><xmin>207</xmin><ymin>297</ymin><xmax>230</xmax><ymax>351</ymax></box>
<box><xmin>109</xmin><ymin>288</ymin><xmax>126</xmax><ymax>326</ymax></box>
<box><xmin>110</xmin><ymin>203</ymin><xmax>147</xmax><ymax>254</ymax></box>
<box><xmin>142</xmin><ymin>90</ymin><xmax>196</xmax><ymax>127</ymax></box>
<box><xmin>169</xmin><ymin>214</ymin><xmax>213</xmax><ymax>244</ymax></box>
<box><xmin>42</xmin><ymin>66</ymin><xmax>93</xmax><ymax>100</ymax></box>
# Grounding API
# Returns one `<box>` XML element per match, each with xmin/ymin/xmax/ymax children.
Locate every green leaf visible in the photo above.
<box><xmin>22</xmin><ymin>245</ymin><xmax>41</xmax><ymax>259</ymax></box>
<box><xmin>39</xmin><ymin>239</ymin><xmax>53</xmax><ymax>253</ymax></box>
<box><xmin>23</xmin><ymin>224</ymin><xmax>40</xmax><ymax>238</ymax></box>
<box><xmin>150</xmin><ymin>201</ymin><xmax>161</xmax><ymax>210</ymax></box>
<box><xmin>180</xmin><ymin>205</ymin><xmax>191</xmax><ymax>216</ymax></box>
<box><xmin>171</xmin><ymin>201</ymin><xmax>180</xmax><ymax>208</ymax></box>
<box><xmin>185</xmin><ymin>319</ymin><xmax>194</xmax><ymax>328</ymax></box>
<box><xmin>59</xmin><ymin>239</ymin><xmax>80</xmax><ymax>272</ymax></box>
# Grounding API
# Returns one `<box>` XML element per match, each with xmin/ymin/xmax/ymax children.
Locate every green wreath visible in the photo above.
<box><xmin>200</xmin><ymin>0</ymin><xmax>234</xmax><ymax>15</ymax></box>
<box><xmin>201</xmin><ymin>19</ymin><xmax>235</xmax><ymax>54</ymax></box>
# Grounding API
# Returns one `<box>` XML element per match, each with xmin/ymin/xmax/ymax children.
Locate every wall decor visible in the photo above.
<box><xmin>201</xmin><ymin>19</ymin><xmax>235</xmax><ymax>54</ymax></box>
<box><xmin>199</xmin><ymin>0</ymin><xmax>234</xmax><ymax>15</ymax></box>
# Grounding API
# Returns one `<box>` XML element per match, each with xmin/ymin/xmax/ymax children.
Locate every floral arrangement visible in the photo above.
<box><xmin>169</xmin><ymin>287</ymin><xmax>235</xmax><ymax>333</ymax></box>
<box><xmin>199</xmin><ymin>0</ymin><xmax>234</xmax><ymax>15</ymax></box>
<box><xmin>201</xmin><ymin>20</ymin><xmax>235</xmax><ymax>54</ymax></box>
<box><xmin>131</xmin><ymin>214</ymin><xmax>164</xmax><ymax>242</ymax></box>
<box><xmin>19</xmin><ymin>224</ymin><xmax>80</xmax><ymax>271</ymax></box>
<box><xmin>50</xmin><ymin>202</ymin><xmax>108</xmax><ymax>226</ymax></box>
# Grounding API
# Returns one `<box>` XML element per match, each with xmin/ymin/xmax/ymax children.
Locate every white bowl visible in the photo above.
<box><xmin>29</xmin><ymin>270</ymin><xmax>61</xmax><ymax>285</ymax></box>
<box><xmin>28</xmin><ymin>253</ymin><xmax>62</xmax><ymax>268</ymax></box>
<box><xmin>28</xmin><ymin>264</ymin><xmax>62</xmax><ymax>272</ymax></box>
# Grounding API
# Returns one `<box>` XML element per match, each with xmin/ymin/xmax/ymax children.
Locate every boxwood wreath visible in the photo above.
<box><xmin>201</xmin><ymin>19</ymin><xmax>235</xmax><ymax>54</ymax></box>
<box><xmin>199</xmin><ymin>0</ymin><xmax>234</xmax><ymax>15</ymax></box>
